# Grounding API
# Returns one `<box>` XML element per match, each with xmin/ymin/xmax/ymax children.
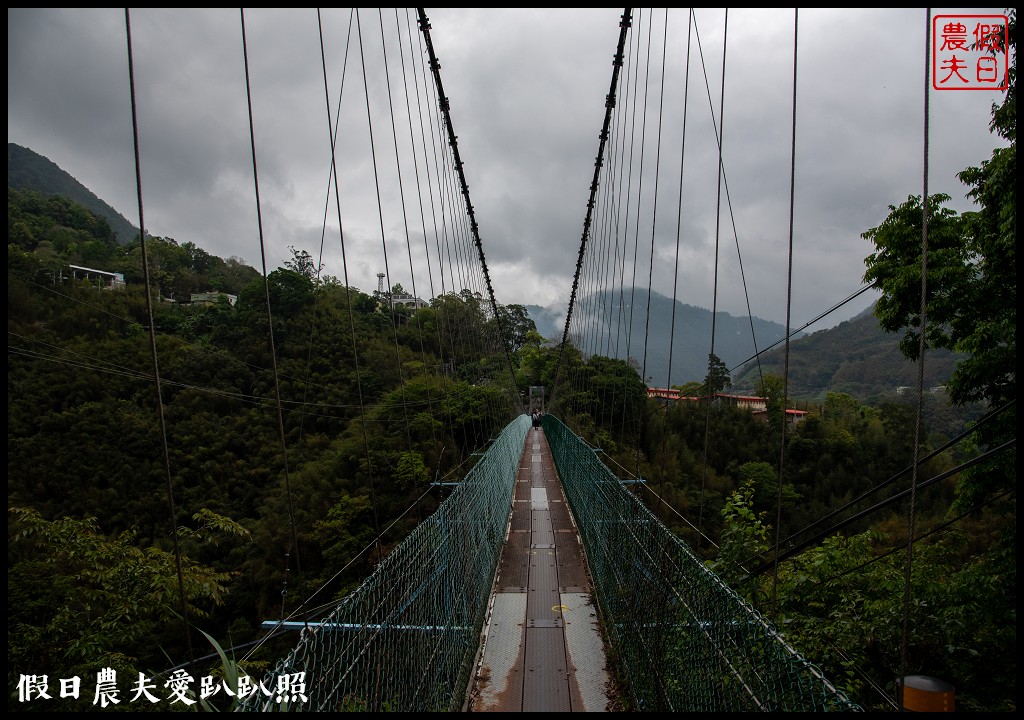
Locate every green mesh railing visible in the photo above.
<box><xmin>237</xmin><ymin>414</ymin><xmax>529</xmax><ymax>712</ymax></box>
<box><xmin>541</xmin><ymin>414</ymin><xmax>862</xmax><ymax>712</ymax></box>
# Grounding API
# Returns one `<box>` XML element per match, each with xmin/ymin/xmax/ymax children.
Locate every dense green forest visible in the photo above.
<box><xmin>9</xmin><ymin>143</ymin><xmax>140</xmax><ymax>247</ymax></box>
<box><xmin>7</xmin><ymin>172</ymin><xmax>1015</xmax><ymax>711</ymax></box>
<box><xmin>6</xmin><ymin>15</ymin><xmax>1015</xmax><ymax>706</ymax></box>
<box><xmin>8</xmin><ymin>185</ymin><xmax>538</xmax><ymax>710</ymax></box>
<box><xmin>730</xmin><ymin>305</ymin><xmax>967</xmax><ymax>405</ymax></box>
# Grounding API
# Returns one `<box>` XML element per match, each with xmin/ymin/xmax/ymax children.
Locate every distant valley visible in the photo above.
<box><xmin>10</xmin><ymin>141</ymin><xmax>963</xmax><ymax>405</ymax></box>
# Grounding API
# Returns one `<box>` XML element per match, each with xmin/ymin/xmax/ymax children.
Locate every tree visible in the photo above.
<box><xmin>822</xmin><ymin>391</ymin><xmax>862</xmax><ymax>430</ymax></box>
<box><xmin>861</xmin><ymin>10</ymin><xmax>1015</xmax><ymax>509</ymax></box>
<box><xmin>703</xmin><ymin>352</ymin><xmax>732</xmax><ymax>395</ymax></box>
<box><xmin>8</xmin><ymin>507</ymin><xmax>238</xmax><ymax>711</ymax></box>
<box><xmin>773</xmin><ymin>524</ymin><xmax>1016</xmax><ymax>712</ymax></box>
<box><xmin>236</xmin><ymin>268</ymin><xmax>315</xmax><ymax>316</ymax></box>
<box><xmin>673</xmin><ymin>381</ymin><xmax>705</xmax><ymax>397</ymax></box>
<box><xmin>495</xmin><ymin>303</ymin><xmax>538</xmax><ymax>354</ymax></box>
<box><xmin>515</xmin><ymin>328</ymin><xmax>553</xmax><ymax>391</ymax></box>
<box><xmin>707</xmin><ymin>479</ymin><xmax>770</xmax><ymax>597</ymax></box>
<box><xmin>284</xmin><ymin>245</ymin><xmax>322</xmax><ymax>281</ymax></box>
<box><xmin>755</xmin><ymin>373</ymin><xmax>787</xmax><ymax>431</ymax></box>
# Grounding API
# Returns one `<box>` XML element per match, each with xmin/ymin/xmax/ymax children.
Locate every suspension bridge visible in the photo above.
<box><xmin>231</xmin><ymin>11</ymin><xmax>860</xmax><ymax>708</ymax></box>
<box><xmin>8</xmin><ymin>6</ymin><xmax>1014</xmax><ymax>715</ymax></box>
<box><xmin>237</xmin><ymin>413</ymin><xmax>859</xmax><ymax>711</ymax></box>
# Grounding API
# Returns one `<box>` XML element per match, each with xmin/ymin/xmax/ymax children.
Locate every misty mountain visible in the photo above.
<box><xmin>524</xmin><ymin>304</ymin><xmax>564</xmax><ymax>343</ymax></box>
<box><xmin>8</xmin><ymin>143</ymin><xmax>139</xmax><ymax>245</ymax></box>
<box><xmin>528</xmin><ymin>291</ymin><xmax>966</xmax><ymax>405</ymax></box>
<box><xmin>530</xmin><ymin>289</ymin><xmax>802</xmax><ymax>388</ymax></box>
<box><xmin>731</xmin><ymin>305</ymin><xmax>965</xmax><ymax>403</ymax></box>
<box><xmin>9</xmin><ymin>141</ymin><xmax>964</xmax><ymax>407</ymax></box>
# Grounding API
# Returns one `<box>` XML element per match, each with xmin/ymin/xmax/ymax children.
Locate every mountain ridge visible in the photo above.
<box><xmin>526</xmin><ymin>291</ymin><xmax>963</xmax><ymax>404</ymax></box>
<box><xmin>8</xmin><ymin>143</ymin><xmax>139</xmax><ymax>246</ymax></box>
<box><xmin>8</xmin><ymin>141</ymin><xmax>962</xmax><ymax>405</ymax></box>
<box><xmin>731</xmin><ymin>309</ymin><xmax>964</xmax><ymax>403</ymax></box>
<box><xmin>528</xmin><ymin>289</ymin><xmax>803</xmax><ymax>388</ymax></box>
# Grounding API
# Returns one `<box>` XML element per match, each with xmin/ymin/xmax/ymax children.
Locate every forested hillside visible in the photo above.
<box><xmin>8</xmin><ymin>143</ymin><xmax>140</xmax><ymax>246</ymax></box>
<box><xmin>8</xmin><ymin>185</ymin><xmax>536</xmax><ymax>710</ymax></box>
<box><xmin>8</xmin><ymin>180</ymin><xmax>1015</xmax><ymax>711</ymax></box>
<box><xmin>731</xmin><ymin>306</ymin><xmax>965</xmax><ymax>403</ymax></box>
<box><xmin>560</xmin><ymin>288</ymin><xmax>801</xmax><ymax>389</ymax></box>
<box><xmin>11</xmin><ymin>6</ymin><xmax>1014</xmax><ymax>709</ymax></box>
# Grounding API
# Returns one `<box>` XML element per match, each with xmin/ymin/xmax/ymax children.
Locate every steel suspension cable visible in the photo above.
<box><xmin>744</xmin><ymin>398</ymin><xmax>1014</xmax><ymax>569</ymax></box>
<box><xmin>357</xmin><ymin>8</ymin><xmax>416</xmax><ymax>454</ymax></box>
<box><xmin>553</xmin><ymin>8</ymin><xmax>633</xmax><ymax>402</ymax></box>
<box><xmin>654</xmin><ymin>8</ymin><xmax>689</xmax><ymax>503</ymax></box>
<box><xmin>788</xmin><ymin>487</ymin><xmax>1015</xmax><ymax>594</ymax></box>
<box><xmin>122</xmin><ymin>6</ymin><xmax>197</xmax><ymax>682</ymax></box>
<box><xmin>377</xmin><ymin>7</ymin><xmax>434</xmax><ymax>451</ymax></box>
<box><xmin>239</xmin><ymin>8</ymin><xmax>302</xmax><ymax>581</ymax></box>
<box><xmin>420</xmin><ymin>76</ymin><xmax>468</xmax><ymax>334</ymax></box>
<box><xmin>315</xmin><ymin>8</ymin><xmax>384</xmax><ymax>561</ymax></box>
<box><xmin>623</xmin><ymin>9</ymin><xmax>657</xmax><ymax>461</ymax></box>
<box><xmin>416</xmin><ymin>9</ymin><xmax>522</xmax><ymax>418</ymax></box>
<box><xmin>417</xmin><ymin>11</ymin><xmax>521</xmax><ymax>446</ymax></box>
<box><xmin>691</xmin><ymin>10</ymin><xmax>778</xmax><ymax>393</ymax></box>
<box><xmin>591</xmin><ymin>106</ymin><xmax>615</xmax><ymax>367</ymax></box>
<box><xmin>397</xmin><ymin>8</ymin><xmax>437</xmax><ymax>300</ymax></box>
<box><xmin>408</xmin><ymin>9</ymin><xmax>461</xmax><ymax>452</ymax></box>
<box><xmin>616</xmin><ymin>7</ymin><xmax>644</xmax><ymax>366</ymax></box>
<box><xmin>296</xmin><ymin>7</ymin><xmax>355</xmax><ymax>457</ymax></box>
<box><xmin>608</xmin><ymin>14</ymin><xmax>635</xmax><ymax>365</ymax></box>
<box><xmin>728</xmin><ymin>281</ymin><xmax>879</xmax><ymax>375</ymax></box>
<box><xmin>743</xmin><ymin>436</ymin><xmax>1016</xmax><ymax>579</ymax></box>
<box><xmin>597</xmin><ymin>76</ymin><xmax>626</xmax><ymax>428</ymax></box>
<box><xmin>769</xmin><ymin>9</ymin><xmax>799</xmax><ymax>620</ymax></box>
<box><xmin>394</xmin><ymin>7</ymin><xmax>445</xmax><ymax>463</ymax></box>
<box><xmin>606</xmin><ymin>9</ymin><xmax>643</xmax><ymax>436</ymax></box>
<box><xmin>899</xmin><ymin>7</ymin><xmax>931</xmax><ymax>699</ymax></box>
<box><xmin>697</xmin><ymin>8</ymin><xmax>729</xmax><ymax>542</ymax></box>
<box><xmin>605</xmin><ymin>78</ymin><xmax>626</xmax><ymax>365</ymax></box>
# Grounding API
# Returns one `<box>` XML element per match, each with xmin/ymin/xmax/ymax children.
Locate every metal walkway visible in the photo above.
<box><xmin>466</xmin><ymin>425</ymin><xmax>615</xmax><ymax>712</ymax></box>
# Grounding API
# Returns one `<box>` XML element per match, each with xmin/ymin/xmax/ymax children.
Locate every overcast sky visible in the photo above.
<box><xmin>8</xmin><ymin>8</ymin><xmax>1010</xmax><ymax>331</ymax></box>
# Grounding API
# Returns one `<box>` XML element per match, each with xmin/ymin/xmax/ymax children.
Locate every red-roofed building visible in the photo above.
<box><xmin>646</xmin><ymin>388</ymin><xmax>807</xmax><ymax>426</ymax></box>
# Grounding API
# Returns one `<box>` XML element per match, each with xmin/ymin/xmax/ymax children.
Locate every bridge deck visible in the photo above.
<box><xmin>466</xmin><ymin>425</ymin><xmax>615</xmax><ymax>712</ymax></box>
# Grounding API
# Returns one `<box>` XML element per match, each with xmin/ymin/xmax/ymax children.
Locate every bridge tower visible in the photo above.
<box><xmin>528</xmin><ymin>385</ymin><xmax>545</xmax><ymax>415</ymax></box>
